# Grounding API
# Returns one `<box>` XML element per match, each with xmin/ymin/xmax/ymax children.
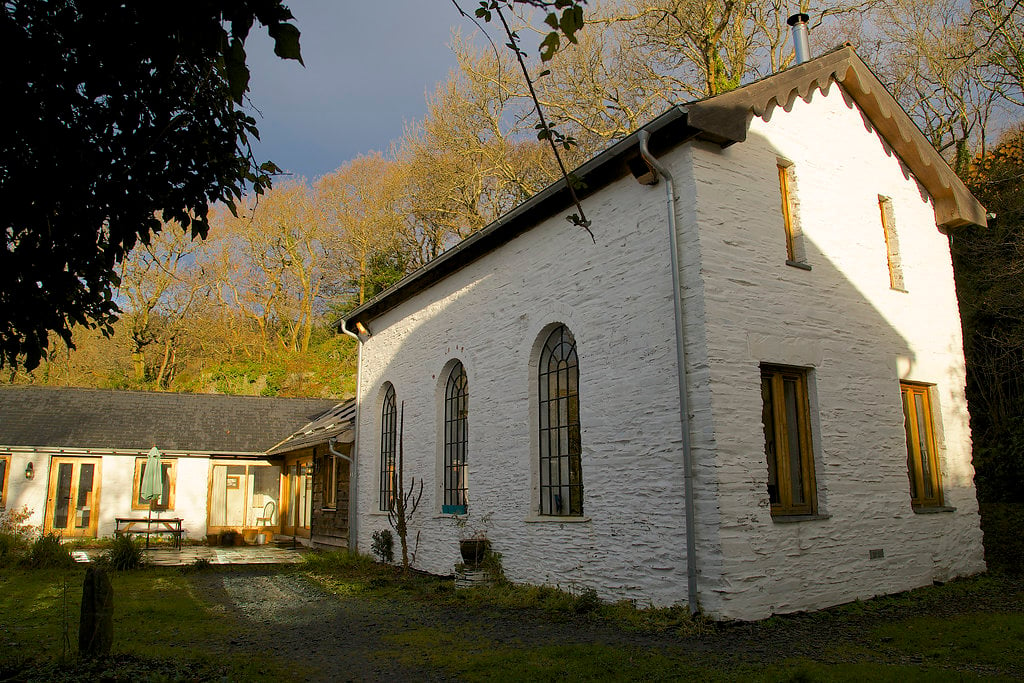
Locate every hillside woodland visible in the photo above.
<box><xmin>3</xmin><ymin>0</ymin><xmax>1022</xmax><ymax>496</ymax></box>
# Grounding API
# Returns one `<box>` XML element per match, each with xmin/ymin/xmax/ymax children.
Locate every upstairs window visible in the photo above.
<box><xmin>539</xmin><ymin>325</ymin><xmax>583</xmax><ymax>516</ymax></box>
<box><xmin>442</xmin><ymin>361</ymin><xmax>469</xmax><ymax>514</ymax></box>
<box><xmin>901</xmin><ymin>382</ymin><xmax>943</xmax><ymax>508</ymax></box>
<box><xmin>879</xmin><ymin>196</ymin><xmax>905</xmax><ymax>290</ymax></box>
<box><xmin>379</xmin><ymin>383</ymin><xmax>397</xmax><ymax>512</ymax></box>
<box><xmin>778</xmin><ymin>161</ymin><xmax>809</xmax><ymax>269</ymax></box>
<box><xmin>761</xmin><ymin>365</ymin><xmax>817</xmax><ymax>516</ymax></box>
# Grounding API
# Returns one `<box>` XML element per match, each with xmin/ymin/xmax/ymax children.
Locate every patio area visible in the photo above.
<box><xmin>72</xmin><ymin>542</ymin><xmax>312</xmax><ymax>567</ymax></box>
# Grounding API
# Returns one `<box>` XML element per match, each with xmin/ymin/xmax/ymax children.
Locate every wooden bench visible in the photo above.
<box><xmin>114</xmin><ymin>517</ymin><xmax>184</xmax><ymax>549</ymax></box>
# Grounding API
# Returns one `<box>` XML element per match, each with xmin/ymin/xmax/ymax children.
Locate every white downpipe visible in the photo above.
<box><xmin>339</xmin><ymin>319</ymin><xmax>363</xmax><ymax>552</ymax></box>
<box><xmin>637</xmin><ymin>130</ymin><xmax>699</xmax><ymax>615</ymax></box>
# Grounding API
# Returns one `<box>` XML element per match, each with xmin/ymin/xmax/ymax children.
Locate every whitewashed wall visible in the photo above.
<box><xmin>355</xmin><ymin>167</ymin><xmax>696</xmax><ymax>606</ymax></box>
<box><xmin>351</xmin><ymin>81</ymin><xmax>985</xmax><ymax>621</ymax></box>
<box><xmin>4</xmin><ymin>452</ymin><xmax>214</xmax><ymax>542</ymax></box>
<box><xmin>688</xmin><ymin>84</ymin><xmax>985</xmax><ymax>620</ymax></box>
<box><xmin>4</xmin><ymin>452</ymin><xmax>51</xmax><ymax>527</ymax></box>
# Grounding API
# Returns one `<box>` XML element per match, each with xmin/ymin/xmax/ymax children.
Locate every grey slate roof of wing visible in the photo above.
<box><xmin>0</xmin><ymin>386</ymin><xmax>338</xmax><ymax>454</ymax></box>
<box><xmin>266</xmin><ymin>399</ymin><xmax>355</xmax><ymax>456</ymax></box>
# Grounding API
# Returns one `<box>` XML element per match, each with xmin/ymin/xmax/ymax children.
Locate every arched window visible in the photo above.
<box><xmin>442</xmin><ymin>361</ymin><xmax>468</xmax><ymax>514</ymax></box>
<box><xmin>538</xmin><ymin>325</ymin><xmax>582</xmax><ymax>515</ymax></box>
<box><xmin>379</xmin><ymin>383</ymin><xmax>397</xmax><ymax>511</ymax></box>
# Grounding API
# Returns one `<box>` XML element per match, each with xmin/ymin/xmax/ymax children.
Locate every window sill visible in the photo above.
<box><xmin>786</xmin><ymin>259</ymin><xmax>812</xmax><ymax>271</ymax></box>
<box><xmin>889</xmin><ymin>286</ymin><xmax>908</xmax><ymax>293</ymax></box>
<box><xmin>771</xmin><ymin>513</ymin><xmax>831</xmax><ymax>524</ymax></box>
<box><xmin>368</xmin><ymin>510</ymin><xmax>391</xmax><ymax>517</ymax></box>
<box><xmin>524</xmin><ymin>515</ymin><xmax>591</xmax><ymax>524</ymax></box>
<box><xmin>912</xmin><ymin>505</ymin><xmax>957</xmax><ymax>514</ymax></box>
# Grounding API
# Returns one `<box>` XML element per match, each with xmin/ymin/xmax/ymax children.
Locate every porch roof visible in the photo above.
<box><xmin>266</xmin><ymin>399</ymin><xmax>355</xmax><ymax>456</ymax></box>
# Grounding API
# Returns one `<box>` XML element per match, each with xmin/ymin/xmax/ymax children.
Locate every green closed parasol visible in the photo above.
<box><xmin>140</xmin><ymin>446</ymin><xmax>163</xmax><ymax>547</ymax></box>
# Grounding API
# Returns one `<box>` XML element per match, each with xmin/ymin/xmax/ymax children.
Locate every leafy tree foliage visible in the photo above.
<box><xmin>952</xmin><ymin>126</ymin><xmax>1024</xmax><ymax>502</ymax></box>
<box><xmin>0</xmin><ymin>0</ymin><xmax>302</xmax><ymax>370</ymax></box>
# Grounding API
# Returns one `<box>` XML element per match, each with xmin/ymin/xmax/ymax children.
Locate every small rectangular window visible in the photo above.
<box><xmin>761</xmin><ymin>366</ymin><xmax>817</xmax><ymax>516</ymax></box>
<box><xmin>131</xmin><ymin>457</ymin><xmax>176</xmax><ymax>511</ymax></box>
<box><xmin>322</xmin><ymin>454</ymin><xmax>338</xmax><ymax>509</ymax></box>
<box><xmin>879</xmin><ymin>196</ymin><xmax>905</xmax><ymax>290</ymax></box>
<box><xmin>901</xmin><ymin>382</ymin><xmax>943</xmax><ymax>508</ymax></box>
<box><xmin>778</xmin><ymin>162</ymin><xmax>808</xmax><ymax>268</ymax></box>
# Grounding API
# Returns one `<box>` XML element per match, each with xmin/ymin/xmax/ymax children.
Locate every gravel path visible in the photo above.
<box><xmin>190</xmin><ymin>567</ymin><xmax>1024</xmax><ymax>682</ymax></box>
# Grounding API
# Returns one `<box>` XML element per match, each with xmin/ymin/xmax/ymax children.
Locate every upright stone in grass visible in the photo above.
<box><xmin>79</xmin><ymin>566</ymin><xmax>113</xmax><ymax>657</ymax></box>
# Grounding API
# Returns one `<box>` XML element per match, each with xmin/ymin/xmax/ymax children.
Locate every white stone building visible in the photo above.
<box><xmin>340</xmin><ymin>46</ymin><xmax>988</xmax><ymax>621</ymax></box>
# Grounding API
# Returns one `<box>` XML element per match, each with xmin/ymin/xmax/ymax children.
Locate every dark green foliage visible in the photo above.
<box><xmin>0</xmin><ymin>1</ymin><xmax>302</xmax><ymax>370</ymax></box>
<box><xmin>23</xmin><ymin>533</ymin><xmax>74</xmax><ymax>569</ymax></box>
<box><xmin>980</xmin><ymin>503</ymin><xmax>1024</xmax><ymax>574</ymax></box>
<box><xmin>370</xmin><ymin>528</ymin><xmax>394</xmax><ymax>564</ymax></box>
<box><xmin>952</xmin><ymin>126</ymin><xmax>1024</xmax><ymax>502</ymax></box>
<box><xmin>96</xmin><ymin>535</ymin><xmax>144</xmax><ymax>571</ymax></box>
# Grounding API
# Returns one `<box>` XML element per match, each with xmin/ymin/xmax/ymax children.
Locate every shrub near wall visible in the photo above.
<box><xmin>0</xmin><ymin>507</ymin><xmax>36</xmax><ymax>567</ymax></box>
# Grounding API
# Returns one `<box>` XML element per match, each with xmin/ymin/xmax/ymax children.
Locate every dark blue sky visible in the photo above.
<box><xmin>244</xmin><ymin>1</ymin><xmax>471</xmax><ymax>181</ymax></box>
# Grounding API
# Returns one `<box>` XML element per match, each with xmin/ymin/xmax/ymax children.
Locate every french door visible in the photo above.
<box><xmin>281</xmin><ymin>456</ymin><xmax>312</xmax><ymax>538</ymax></box>
<box><xmin>45</xmin><ymin>457</ymin><xmax>102</xmax><ymax>538</ymax></box>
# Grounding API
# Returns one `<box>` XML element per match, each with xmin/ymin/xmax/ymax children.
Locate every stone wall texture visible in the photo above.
<box><xmin>352</xmin><ymin>83</ymin><xmax>985</xmax><ymax>620</ymax></box>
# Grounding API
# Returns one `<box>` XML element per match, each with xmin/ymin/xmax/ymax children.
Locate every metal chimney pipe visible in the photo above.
<box><xmin>788</xmin><ymin>13</ymin><xmax>811</xmax><ymax>65</ymax></box>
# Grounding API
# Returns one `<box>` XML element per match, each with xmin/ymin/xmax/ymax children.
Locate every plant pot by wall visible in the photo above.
<box><xmin>459</xmin><ymin>539</ymin><xmax>490</xmax><ymax>567</ymax></box>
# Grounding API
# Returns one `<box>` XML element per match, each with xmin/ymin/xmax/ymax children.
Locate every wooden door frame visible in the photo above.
<box><xmin>280</xmin><ymin>454</ymin><xmax>312</xmax><ymax>539</ymax></box>
<box><xmin>44</xmin><ymin>456</ymin><xmax>102</xmax><ymax>538</ymax></box>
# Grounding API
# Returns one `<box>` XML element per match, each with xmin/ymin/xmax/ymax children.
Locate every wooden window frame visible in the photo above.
<box><xmin>379</xmin><ymin>383</ymin><xmax>397</xmax><ymax>512</ymax></box>
<box><xmin>761</xmin><ymin>365</ymin><xmax>818</xmax><ymax>516</ymax></box>
<box><xmin>131</xmin><ymin>457</ymin><xmax>176</xmax><ymax>511</ymax></box>
<box><xmin>322</xmin><ymin>452</ymin><xmax>338</xmax><ymax>510</ymax></box>
<box><xmin>901</xmin><ymin>382</ymin><xmax>944</xmax><ymax>508</ymax></box>
<box><xmin>0</xmin><ymin>453</ymin><xmax>10</xmax><ymax>508</ymax></box>
<box><xmin>779</xmin><ymin>163</ymin><xmax>797</xmax><ymax>261</ymax></box>
<box><xmin>442</xmin><ymin>361</ymin><xmax>469</xmax><ymax>515</ymax></box>
<box><xmin>777</xmin><ymin>161</ymin><xmax>809</xmax><ymax>269</ymax></box>
<box><xmin>879</xmin><ymin>196</ymin><xmax>905</xmax><ymax>290</ymax></box>
<box><xmin>538</xmin><ymin>325</ymin><xmax>583</xmax><ymax>517</ymax></box>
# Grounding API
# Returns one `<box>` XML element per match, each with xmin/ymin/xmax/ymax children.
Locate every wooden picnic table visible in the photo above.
<box><xmin>114</xmin><ymin>517</ymin><xmax>184</xmax><ymax>549</ymax></box>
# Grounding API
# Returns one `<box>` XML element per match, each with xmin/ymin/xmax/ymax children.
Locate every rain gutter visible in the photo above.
<box><xmin>338</xmin><ymin>319</ymin><xmax>363</xmax><ymax>552</ymax></box>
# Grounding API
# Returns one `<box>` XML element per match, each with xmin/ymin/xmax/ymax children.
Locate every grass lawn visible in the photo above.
<box><xmin>1</xmin><ymin>502</ymin><xmax>1021</xmax><ymax>681</ymax></box>
<box><xmin>0</xmin><ymin>566</ymin><xmax>303</xmax><ymax>681</ymax></box>
<box><xmin>1</xmin><ymin>561</ymin><xmax>1021</xmax><ymax>681</ymax></box>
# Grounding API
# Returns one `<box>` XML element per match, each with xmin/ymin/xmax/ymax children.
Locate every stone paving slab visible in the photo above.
<box><xmin>73</xmin><ymin>544</ymin><xmax>310</xmax><ymax>566</ymax></box>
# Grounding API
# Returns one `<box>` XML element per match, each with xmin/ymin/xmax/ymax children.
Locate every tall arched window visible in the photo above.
<box><xmin>379</xmin><ymin>383</ymin><xmax>397</xmax><ymax>511</ymax></box>
<box><xmin>538</xmin><ymin>325</ymin><xmax>582</xmax><ymax>515</ymax></box>
<box><xmin>442</xmin><ymin>361</ymin><xmax>468</xmax><ymax>514</ymax></box>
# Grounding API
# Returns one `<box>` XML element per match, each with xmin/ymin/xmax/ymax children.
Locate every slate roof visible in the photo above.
<box><xmin>341</xmin><ymin>45</ymin><xmax>986</xmax><ymax>332</ymax></box>
<box><xmin>266</xmin><ymin>399</ymin><xmax>355</xmax><ymax>456</ymax></box>
<box><xmin>0</xmin><ymin>386</ymin><xmax>338</xmax><ymax>454</ymax></box>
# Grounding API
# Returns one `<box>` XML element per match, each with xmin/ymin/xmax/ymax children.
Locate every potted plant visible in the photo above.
<box><xmin>453</xmin><ymin>513</ymin><xmax>491</xmax><ymax>568</ymax></box>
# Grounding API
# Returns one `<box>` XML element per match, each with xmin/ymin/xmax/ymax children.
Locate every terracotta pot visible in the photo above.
<box><xmin>459</xmin><ymin>538</ymin><xmax>490</xmax><ymax>567</ymax></box>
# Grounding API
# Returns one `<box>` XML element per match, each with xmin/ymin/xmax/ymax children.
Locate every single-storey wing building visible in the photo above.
<box><xmin>267</xmin><ymin>399</ymin><xmax>356</xmax><ymax>549</ymax></box>
<box><xmin>339</xmin><ymin>45</ymin><xmax>988</xmax><ymax>620</ymax></box>
<box><xmin>0</xmin><ymin>386</ymin><xmax>345</xmax><ymax>544</ymax></box>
